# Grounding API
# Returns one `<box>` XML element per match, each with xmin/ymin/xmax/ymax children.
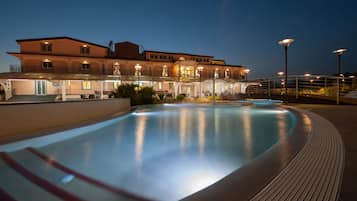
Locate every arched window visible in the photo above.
<box><xmin>225</xmin><ymin>69</ymin><xmax>230</xmax><ymax>79</ymax></box>
<box><xmin>162</xmin><ymin>65</ymin><xmax>168</xmax><ymax>77</ymax></box>
<box><xmin>113</xmin><ymin>62</ymin><xmax>121</xmax><ymax>75</ymax></box>
<box><xmin>135</xmin><ymin>64</ymin><xmax>142</xmax><ymax>76</ymax></box>
<box><xmin>81</xmin><ymin>61</ymin><xmax>90</xmax><ymax>70</ymax></box>
<box><xmin>42</xmin><ymin>59</ymin><xmax>53</xmax><ymax>69</ymax></box>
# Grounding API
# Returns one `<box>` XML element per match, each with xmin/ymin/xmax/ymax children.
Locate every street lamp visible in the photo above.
<box><xmin>333</xmin><ymin>48</ymin><xmax>347</xmax><ymax>102</ymax></box>
<box><xmin>332</xmin><ymin>48</ymin><xmax>348</xmax><ymax>75</ymax></box>
<box><xmin>197</xmin><ymin>66</ymin><xmax>204</xmax><ymax>97</ymax></box>
<box><xmin>278</xmin><ymin>38</ymin><xmax>294</xmax><ymax>103</ymax></box>
<box><xmin>277</xmin><ymin>71</ymin><xmax>284</xmax><ymax>76</ymax></box>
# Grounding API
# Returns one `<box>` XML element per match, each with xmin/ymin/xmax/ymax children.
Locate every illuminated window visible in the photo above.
<box><xmin>180</xmin><ymin>66</ymin><xmax>194</xmax><ymax>78</ymax></box>
<box><xmin>113</xmin><ymin>62</ymin><xmax>121</xmax><ymax>75</ymax></box>
<box><xmin>41</xmin><ymin>42</ymin><xmax>52</xmax><ymax>52</ymax></box>
<box><xmin>162</xmin><ymin>65</ymin><xmax>168</xmax><ymax>77</ymax></box>
<box><xmin>225</xmin><ymin>69</ymin><xmax>230</xmax><ymax>79</ymax></box>
<box><xmin>81</xmin><ymin>61</ymin><xmax>90</xmax><ymax>70</ymax></box>
<box><xmin>135</xmin><ymin>64</ymin><xmax>142</xmax><ymax>76</ymax></box>
<box><xmin>80</xmin><ymin>45</ymin><xmax>90</xmax><ymax>54</ymax></box>
<box><xmin>82</xmin><ymin>81</ymin><xmax>91</xmax><ymax>90</ymax></box>
<box><xmin>42</xmin><ymin>59</ymin><xmax>53</xmax><ymax>69</ymax></box>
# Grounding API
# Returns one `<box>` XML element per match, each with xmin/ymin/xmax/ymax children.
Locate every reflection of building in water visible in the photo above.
<box><xmin>242</xmin><ymin>108</ymin><xmax>253</xmax><ymax>159</ymax></box>
<box><xmin>197</xmin><ymin>110</ymin><xmax>206</xmax><ymax>155</ymax></box>
<box><xmin>1</xmin><ymin>36</ymin><xmax>250</xmax><ymax>101</ymax></box>
<box><xmin>135</xmin><ymin>115</ymin><xmax>147</xmax><ymax>165</ymax></box>
<box><xmin>179</xmin><ymin>109</ymin><xmax>188</xmax><ymax>151</ymax></box>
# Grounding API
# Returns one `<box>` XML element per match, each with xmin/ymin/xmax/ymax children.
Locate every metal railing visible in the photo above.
<box><xmin>249</xmin><ymin>75</ymin><xmax>357</xmax><ymax>104</ymax></box>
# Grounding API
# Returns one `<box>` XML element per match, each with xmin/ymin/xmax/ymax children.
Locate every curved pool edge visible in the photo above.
<box><xmin>181</xmin><ymin>106</ymin><xmax>312</xmax><ymax>201</ymax></box>
<box><xmin>250</xmin><ymin>107</ymin><xmax>345</xmax><ymax>201</ymax></box>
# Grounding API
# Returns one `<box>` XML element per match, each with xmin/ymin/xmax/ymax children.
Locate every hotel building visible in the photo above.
<box><xmin>0</xmin><ymin>36</ymin><xmax>250</xmax><ymax>101</ymax></box>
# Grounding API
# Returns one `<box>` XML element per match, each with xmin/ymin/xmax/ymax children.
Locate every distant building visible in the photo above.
<box><xmin>0</xmin><ymin>36</ymin><xmax>250</xmax><ymax>101</ymax></box>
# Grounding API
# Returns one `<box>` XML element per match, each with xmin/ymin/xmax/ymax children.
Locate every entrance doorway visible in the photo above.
<box><xmin>181</xmin><ymin>85</ymin><xmax>192</xmax><ymax>97</ymax></box>
<box><xmin>35</xmin><ymin>80</ymin><xmax>47</xmax><ymax>96</ymax></box>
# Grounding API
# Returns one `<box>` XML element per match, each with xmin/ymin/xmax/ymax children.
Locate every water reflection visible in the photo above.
<box><xmin>242</xmin><ymin>107</ymin><xmax>253</xmax><ymax>159</ymax></box>
<box><xmin>135</xmin><ymin>115</ymin><xmax>147</xmax><ymax>165</ymax></box>
<box><xmin>276</xmin><ymin>110</ymin><xmax>289</xmax><ymax>164</ymax></box>
<box><xmin>197</xmin><ymin>110</ymin><xmax>206</xmax><ymax>155</ymax></box>
<box><xmin>179</xmin><ymin>109</ymin><xmax>189</xmax><ymax>151</ymax></box>
<box><xmin>302</xmin><ymin>114</ymin><xmax>312</xmax><ymax>133</ymax></box>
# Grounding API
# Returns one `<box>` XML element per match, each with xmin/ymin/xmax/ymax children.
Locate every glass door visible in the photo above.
<box><xmin>35</xmin><ymin>80</ymin><xmax>47</xmax><ymax>96</ymax></box>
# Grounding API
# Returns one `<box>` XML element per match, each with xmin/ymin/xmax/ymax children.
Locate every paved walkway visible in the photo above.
<box><xmin>293</xmin><ymin>104</ymin><xmax>357</xmax><ymax>201</ymax></box>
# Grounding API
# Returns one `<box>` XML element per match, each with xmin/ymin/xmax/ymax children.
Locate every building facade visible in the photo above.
<box><xmin>0</xmin><ymin>36</ymin><xmax>250</xmax><ymax>101</ymax></box>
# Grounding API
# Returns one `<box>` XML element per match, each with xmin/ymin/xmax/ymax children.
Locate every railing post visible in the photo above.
<box><xmin>336</xmin><ymin>77</ymin><xmax>340</xmax><ymax>105</ymax></box>
<box><xmin>268</xmin><ymin>79</ymin><xmax>271</xmax><ymax>97</ymax></box>
<box><xmin>295</xmin><ymin>76</ymin><xmax>298</xmax><ymax>99</ymax></box>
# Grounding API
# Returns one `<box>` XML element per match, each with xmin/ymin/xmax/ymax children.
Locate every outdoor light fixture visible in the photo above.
<box><xmin>333</xmin><ymin>48</ymin><xmax>348</xmax><ymax>55</ymax></box>
<box><xmin>278</xmin><ymin>38</ymin><xmax>294</xmax><ymax>103</ymax></box>
<box><xmin>277</xmin><ymin>71</ymin><xmax>284</xmax><ymax>76</ymax></box>
<box><xmin>278</xmin><ymin>38</ymin><xmax>294</xmax><ymax>47</ymax></box>
<box><xmin>244</xmin><ymin>69</ymin><xmax>250</xmax><ymax>81</ymax></box>
<box><xmin>332</xmin><ymin>48</ymin><xmax>348</xmax><ymax>75</ymax></box>
<box><xmin>304</xmin><ymin>73</ymin><xmax>311</xmax><ymax>77</ymax></box>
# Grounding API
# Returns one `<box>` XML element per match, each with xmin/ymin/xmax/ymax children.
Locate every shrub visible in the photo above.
<box><xmin>158</xmin><ymin>93</ymin><xmax>165</xmax><ymax>101</ymax></box>
<box><xmin>176</xmin><ymin>94</ymin><xmax>185</xmax><ymax>101</ymax></box>
<box><xmin>140</xmin><ymin>87</ymin><xmax>155</xmax><ymax>104</ymax></box>
<box><xmin>113</xmin><ymin>84</ymin><xmax>155</xmax><ymax>105</ymax></box>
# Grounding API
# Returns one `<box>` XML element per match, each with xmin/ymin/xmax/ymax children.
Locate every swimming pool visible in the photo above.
<box><xmin>0</xmin><ymin>104</ymin><xmax>296</xmax><ymax>201</ymax></box>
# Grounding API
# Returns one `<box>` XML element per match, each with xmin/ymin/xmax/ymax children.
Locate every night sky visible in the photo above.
<box><xmin>1</xmin><ymin>0</ymin><xmax>356</xmax><ymax>78</ymax></box>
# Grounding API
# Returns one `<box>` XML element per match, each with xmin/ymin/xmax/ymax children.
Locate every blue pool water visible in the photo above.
<box><xmin>2</xmin><ymin>104</ymin><xmax>296</xmax><ymax>201</ymax></box>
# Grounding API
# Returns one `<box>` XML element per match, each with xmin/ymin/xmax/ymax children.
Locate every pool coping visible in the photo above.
<box><xmin>250</xmin><ymin>107</ymin><xmax>345</xmax><ymax>201</ymax></box>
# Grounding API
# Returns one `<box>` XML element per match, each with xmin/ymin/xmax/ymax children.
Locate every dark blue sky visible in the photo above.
<box><xmin>1</xmin><ymin>0</ymin><xmax>356</xmax><ymax>78</ymax></box>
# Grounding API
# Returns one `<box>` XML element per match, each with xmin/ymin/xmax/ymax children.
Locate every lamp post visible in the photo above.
<box><xmin>332</xmin><ymin>49</ymin><xmax>347</xmax><ymax>103</ymax></box>
<box><xmin>197</xmin><ymin>66</ymin><xmax>204</xmax><ymax>97</ymax></box>
<box><xmin>332</xmin><ymin>48</ymin><xmax>347</xmax><ymax>76</ymax></box>
<box><xmin>278</xmin><ymin>38</ymin><xmax>294</xmax><ymax>103</ymax></box>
